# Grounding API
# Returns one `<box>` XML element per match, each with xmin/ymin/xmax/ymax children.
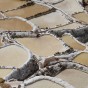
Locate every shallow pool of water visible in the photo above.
<box><xmin>26</xmin><ymin>80</ymin><xmax>63</xmax><ymax>88</ymax></box>
<box><xmin>16</xmin><ymin>35</ymin><xmax>68</xmax><ymax>57</ymax></box>
<box><xmin>54</xmin><ymin>0</ymin><xmax>83</xmax><ymax>15</ymax></box>
<box><xmin>5</xmin><ymin>3</ymin><xmax>49</xmax><ymax>19</ymax></box>
<box><xmin>0</xmin><ymin>0</ymin><xmax>26</xmax><ymax>12</ymax></box>
<box><xmin>0</xmin><ymin>38</ymin><xmax>3</xmax><ymax>46</ymax></box>
<box><xmin>54</xmin><ymin>22</ymin><xmax>84</xmax><ymax>30</ymax></box>
<box><xmin>62</xmin><ymin>35</ymin><xmax>86</xmax><ymax>50</ymax></box>
<box><xmin>0</xmin><ymin>18</ymin><xmax>32</xmax><ymax>31</ymax></box>
<box><xmin>56</xmin><ymin>69</ymin><xmax>88</xmax><ymax>88</ymax></box>
<box><xmin>30</xmin><ymin>11</ymin><xmax>70</xmax><ymax>28</ymax></box>
<box><xmin>0</xmin><ymin>45</ymin><xmax>28</xmax><ymax>67</ymax></box>
<box><xmin>73</xmin><ymin>12</ymin><xmax>88</xmax><ymax>24</ymax></box>
<box><xmin>74</xmin><ymin>52</ymin><xmax>88</xmax><ymax>66</ymax></box>
<box><xmin>0</xmin><ymin>69</ymin><xmax>12</xmax><ymax>78</ymax></box>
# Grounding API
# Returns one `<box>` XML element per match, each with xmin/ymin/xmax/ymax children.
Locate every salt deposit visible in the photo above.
<box><xmin>16</xmin><ymin>35</ymin><xmax>68</xmax><ymax>57</ymax></box>
<box><xmin>57</xmin><ymin>69</ymin><xmax>88</xmax><ymax>88</ymax></box>
<box><xmin>30</xmin><ymin>11</ymin><xmax>70</xmax><ymax>28</ymax></box>
<box><xmin>62</xmin><ymin>34</ymin><xmax>86</xmax><ymax>50</ymax></box>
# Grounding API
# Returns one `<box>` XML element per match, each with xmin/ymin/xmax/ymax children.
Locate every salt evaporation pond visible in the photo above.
<box><xmin>0</xmin><ymin>45</ymin><xmax>28</xmax><ymax>67</ymax></box>
<box><xmin>30</xmin><ymin>11</ymin><xmax>70</xmax><ymax>28</ymax></box>
<box><xmin>0</xmin><ymin>69</ymin><xmax>12</xmax><ymax>78</ymax></box>
<box><xmin>54</xmin><ymin>0</ymin><xmax>88</xmax><ymax>24</ymax></box>
<box><xmin>74</xmin><ymin>52</ymin><xmax>88</xmax><ymax>66</ymax></box>
<box><xmin>0</xmin><ymin>45</ymin><xmax>29</xmax><ymax>78</ymax></box>
<box><xmin>0</xmin><ymin>38</ymin><xmax>3</xmax><ymax>46</ymax></box>
<box><xmin>54</xmin><ymin>22</ymin><xmax>84</xmax><ymax>30</ymax></box>
<box><xmin>4</xmin><ymin>3</ymin><xmax>49</xmax><ymax>19</ymax></box>
<box><xmin>54</xmin><ymin>0</ymin><xmax>83</xmax><ymax>15</ymax></box>
<box><xmin>56</xmin><ymin>69</ymin><xmax>88</xmax><ymax>88</ymax></box>
<box><xmin>73</xmin><ymin>12</ymin><xmax>88</xmax><ymax>24</ymax></box>
<box><xmin>62</xmin><ymin>35</ymin><xmax>86</xmax><ymax>50</ymax></box>
<box><xmin>16</xmin><ymin>35</ymin><xmax>68</xmax><ymax>57</ymax></box>
<box><xmin>0</xmin><ymin>18</ymin><xmax>32</xmax><ymax>31</ymax></box>
<box><xmin>26</xmin><ymin>80</ymin><xmax>63</xmax><ymax>88</ymax></box>
<box><xmin>42</xmin><ymin>0</ymin><xmax>63</xmax><ymax>4</ymax></box>
<box><xmin>0</xmin><ymin>0</ymin><xmax>26</xmax><ymax>12</ymax></box>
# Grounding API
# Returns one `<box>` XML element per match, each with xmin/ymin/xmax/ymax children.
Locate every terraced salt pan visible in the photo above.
<box><xmin>30</xmin><ymin>11</ymin><xmax>70</xmax><ymax>28</ymax></box>
<box><xmin>0</xmin><ymin>38</ymin><xmax>3</xmax><ymax>46</ymax></box>
<box><xmin>62</xmin><ymin>35</ymin><xmax>86</xmax><ymax>50</ymax></box>
<box><xmin>0</xmin><ymin>0</ymin><xmax>26</xmax><ymax>12</ymax></box>
<box><xmin>26</xmin><ymin>80</ymin><xmax>63</xmax><ymax>88</ymax></box>
<box><xmin>56</xmin><ymin>69</ymin><xmax>88</xmax><ymax>88</ymax></box>
<box><xmin>0</xmin><ymin>45</ymin><xmax>28</xmax><ymax>67</ymax></box>
<box><xmin>0</xmin><ymin>18</ymin><xmax>32</xmax><ymax>31</ymax></box>
<box><xmin>74</xmin><ymin>52</ymin><xmax>88</xmax><ymax>66</ymax></box>
<box><xmin>54</xmin><ymin>0</ymin><xmax>83</xmax><ymax>15</ymax></box>
<box><xmin>42</xmin><ymin>0</ymin><xmax>63</xmax><ymax>3</ymax></box>
<box><xmin>73</xmin><ymin>12</ymin><xmax>88</xmax><ymax>24</ymax></box>
<box><xmin>16</xmin><ymin>35</ymin><xmax>68</xmax><ymax>57</ymax></box>
<box><xmin>0</xmin><ymin>69</ymin><xmax>12</xmax><ymax>78</ymax></box>
<box><xmin>4</xmin><ymin>3</ymin><xmax>49</xmax><ymax>18</ymax></box>
<box><xmin>54</xmin><ymin>22</ymin><xmax>84</xmax><ymax>30</ymax></box>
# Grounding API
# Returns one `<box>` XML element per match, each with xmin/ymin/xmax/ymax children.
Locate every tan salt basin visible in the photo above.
<box><xmin>56</xmin><ymin>69</ymin><xmax>88</xmax><ymax>88</ymax></box>
<box><xmin>42</xmin><ymin>0</ymin><xmax>63</xmax><ymax>3</ymax></box>
<box><xmin>54</xmin><ymin>0</ymin><xmax>83</xmax><ymax>15</ymax></box>
<box><xmin>0</xmin><ymin>18</ymin><xmax>33</xmax><ymax>31</ymax></box>
<box><xmin>26</xmin><ymin>80</ymin><xmax>63</xmax><ymax>88</ymax></box>
<box><xmin>0</xmin><ymin>38</ymin><xmax>3</xmax><ymax>47</ymax></box>
<box><xmin>30</xmin><ymin>11</ymin><xmax>70</xmax><ymax>28</ymax></box>
<box><xmin>4</xmin><ymin>3</ymin><xmax>49</xmax><ymax>19</ymax></box>
<box><xmin>0</xmin><ymin>45</ymin><xmax>28</xmax><ymax>67</ymax></box>
<box><xmin>62</xmin><ymin>35</ymin><xmax>86</xmax><ymax>50</ymax></box>
<box><xmin>16</xmin><ymin>35</ymin><xmax>68</xmax><ymax>57</ymax></box>
<box><xmin>74</xmin><ymin>52</ymin><xmax>88</xmax><ymax>66</ymax></box>
<box><xmin>0</xmin><ymin>69</ymin><xmax>12</xmax><ymax>78</ymax></box>
<box><xmin>54</xmin><ymin>0</ymin><xmax>88</xmax><ymax>24</ymax></box>
<box><xmin>73</xmin><ymin>12</ymin><xmax>88</xmax><ymax>24</ymax></box>
<box><xmin>54</xmin><ymin>22</ymin><xmax>84</xmax><ymax>30</ymax></box>
<box><xmin>0</xmin><ymin>0</ymin><xmax>26</xmax><ymax>12</ymax></box>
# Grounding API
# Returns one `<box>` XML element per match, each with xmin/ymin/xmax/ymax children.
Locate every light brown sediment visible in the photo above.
<box><xmin>54</xmin><ymin>0</ymin><xmax>83</xmax><ymax>15</ymax></box>
<box><xmin>30</xmin><ymin>11</ymin><xmax>70</xmax><ymax>28</ymax></box>
<box><xmin>74</xmin><ymin>52</ymin><xmax>88</xmax><ymax>66</ymax></box>
<box><xmin>56</xmin><ymin>69</ymin><xmax>88</xmax><ymax>88</ymax></box>
<box><xmin>73</xmin><ymin>12</ymin><xmax>88</xmax><ymax>24</ymax></box>
<box><xmin>16</xmin><ymin>35</ymin><xmax>68</xmax><ymax>57</ymax></box>
<box><xmin>4</xmin><ymin>3</ymin><xmax>50</xmax><ymax>18</ymax></box>
<box><xmin>0</xmin><ymin>18</ymin><xmax>32</xmax><ymax>31</ymax></box>
<box><xmin>62</xmin><ymin>34</ymin><xmax>86</xmax><ymax>50</ymax></box>
<box><xmin>26</xmin><ymin>80</ymin><xmax>63</xmax><ymax>88</ymax></box>
<box><xmin>54</xmin><ymin>22</ymin><xmax>84</xmax><ymax>30</ymax></box>
<box><xmin>0</xmin><ymin>45</ymin><xmax>28</xmax><ymax>67</ymax></box>
<box><xmin>0</xmin><ymin>69</ymin><xmax>12</xmax><ymax>78</ymax></box>
<box><xmin>0</xmin><ymin>0</ymin><xmax>26</xmax><ymax>12</ymax></box>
